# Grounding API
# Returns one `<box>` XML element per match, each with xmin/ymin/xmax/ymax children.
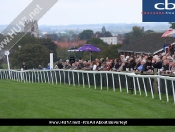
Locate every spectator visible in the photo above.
<box><xmin>70</xmin><ymin>63</ymin><xmax>77</xmax><ymax>70</ymax></box>
<box><xmin>169</xmin><ymin>45</ymin><xmax>174</xmax><ymax>56</ymax></box>
<box><xmin>88</xmin><ymin>60</ymin><xmax>92</xmax><ymax>68</ymax></box>
<box><xmin>161</xmin><ymin>55</ymin><xmax>167</xmax><ymax>64</ymax></box>
<box><xmin>137</xmin><ymin>60</ymin><xmax>146</xmax><ymax>72</ymax></box>
<box><xmin>92</xmin><ymin>61</ymin><xmax>97</xmax><ymax>71</ymax></box>
<box><xmin>143</xmin><ymin>54</ymin><xmax>148</xmax><ymax>60</ymax></box>
<box><xmin>46</xmin><ymin>63</ymin><xmax>50</xmax><ymax>70</ymax></box>
<box><xmin>171</xmin><ymin>61</ymin><xmax>175</xmax><ymax>72</ymax></box>
<box><xmin>102</xmin><ymin>62</ymin><xmax>108</xmax><ymax>70</ymax></box>
<box><xmin>95</xmin><ymin>58</ymin><xmax>99</xmax><ymax>63</ymax></box>
<box><xmin>21</xmin><ymin>62</ymin><xmax>27</xmax><ymax>70</ymax></box>
<box><xmin>83</xmin><ymin>61</ymin><xmax>91</xmax><ymax>70</ymax></box>
<box><xmin>134</xmin><ymin>59</ymin><xmax>141</xmax><ymax>71</ymax></box>
<box><xmin>112</xmin><ymin>58</ymin><xmax>120</xmax><ymax>71</ymax></box>
<box><xmin>152</xmin><ymin>56</ymin><xmax>162</xmax><ymax>69</ymax></box>
<box><xmin>110</xmin><ymin>59</ymin><xmax>115</xmax><ymax>68</ymax></box>
<box><xmin>125</xmin><ymin>59</ymin><xmax>130</xmax><ymax>70</ymax></box>
<box><xmin>125</xmin><ymin>56</ymin><xmax>130</xmax><ymax>61</ymax></box>
<box><xmin>145</xmin><ymin>57</ymin><xmax>152</xmax><ymax>71</ymax></box>
<box><xmin>118</xmin><ymin>61</ymin><xmax>127</xmax><ymax>71</ymax></box>
<box><xmin>64</xmin><ymin>60</ymin><xmax>71</xmax><ymax>69</ymax></box>
<box><xmin>76</xmin><ymin>62</ymin><xmax>81</xmax><ymax>70</ymax></box>
<box><xmin>162</xmin><ymin>60</ymin><xmax>170</xmax><ymax>71</ymax></box>
<box><xmin>57</xmin><ymin>61</ymin><xmax>63</xmax><ymax>69</ymax></box>
<box><xmin>79</xmin><ymin>59</ymin><xmax>84</xmax><ymax>69</ymax></box>
<box><xmin>104</xmin><ymin>61</ymin><xmax>111</xmax><ymax>71</ymax></box>
<box><xmin>54</xmin><ymin>61</ymin><xmax>58</xmax><ymax>69</ymax></box>
<box><xmin>96</xmin><ymin>62</ymin><xmax>102</xmax><ymax>71</ymax></box>
<box><xmin>100</xmin><ymin>58</ymin><xmax>104</xmax><ymax>63</ymax></box>
<box><xmin>120</xmin><ymin>55</ymin><xmax>125</xmax><ymax>62</ymax></box>
<box><xmin>106</xmin><ymin>57</ymin><xmax>110</xmax><ymax>62</ymax></box>
<box><xmin>38</xmin><ymin>65</ymin><xmax>43</xmax><ymax>70</ymax></box>
<box><xmin>128</xmin><ymin>56</ymin><xmax>136</xmax><ymax>70</ymax></box>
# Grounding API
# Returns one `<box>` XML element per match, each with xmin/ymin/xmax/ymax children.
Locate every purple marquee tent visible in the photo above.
<box><xmin>78</xmin><ymin>44</ymin><xmax>101</xmax><ymax>60</ymax></box>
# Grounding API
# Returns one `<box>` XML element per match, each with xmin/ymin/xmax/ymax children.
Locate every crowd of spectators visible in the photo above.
<box><xmin>52</xmin><ymin>51</ymin><xmax>175</xmax><ymax>74</ymax></box>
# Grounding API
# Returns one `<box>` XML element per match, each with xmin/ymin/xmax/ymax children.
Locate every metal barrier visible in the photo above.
<box><xmin>0</xmin><ymin>69</ymin><xmax>175</xmax><ymax>104</ymax></box>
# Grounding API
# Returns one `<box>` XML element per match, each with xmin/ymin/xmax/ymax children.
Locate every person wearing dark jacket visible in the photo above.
<box><xmin>96</xmin><ymin>62</ymin><xmax>102</xmax><ymax>71</ymax></box>
<box><xmin>118</xmin><ymin>61</ymin><xmax>127</xmax><ymax>71</ymax></box>
<box><xmin>152</xmin><ymin>56</ymin><xmax>162</xmax><ymax>69</ymax></box>
<box><xmin>21</xmin><ymin>62</ymin><xmax>27</xmax><ymax>70</ymax></box>
<box><xmin>115</xmin><ymin>62</ymin><xmax>121</xmax><ymax>69</ymax></box>
<box><xmin>57</xmin><ymin>62</ymin><xmax>63</xmax><ymax>69</ymax></box>
<box><xmin>134</xmin><ymin>59</ymin><xmax>141</xmax><ymax>71</ymax></box>
<box><xmin>128</xmin><ymin>57</ymin><xmax>136</xmax><ymax>70</ymax></box>
<box><xmin>112</xmin><ymin>58</ymin><xmax>121</xmax><ymax>71</ymax></box>
<box><xmin>110</xmin><ymin>59</ymin><xmax>115</xmax><ymax>68</ymax></box>
<box><xmin>145</xmin><ymin>58</ymin><xmax>152</xmax><ymax>71</ymax></box>
<box><xmin>162</xmin><ymin>60</ymin><xmax>170</xmax><ymax>71</ymax></box>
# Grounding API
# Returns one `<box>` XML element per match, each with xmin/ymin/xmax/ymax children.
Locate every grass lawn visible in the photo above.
<box><xmin>0</xmin><ymin>80</ymin><xmax>175</xmax><ymax>131</ymax></box>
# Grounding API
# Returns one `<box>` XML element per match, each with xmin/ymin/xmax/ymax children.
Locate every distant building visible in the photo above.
<box><xmin>44</xmin><ymin>34</ymin><xmax>53</xmax><ymax>40</ymax></box>
<box><xmin>117</xmin><ymin>34</ymin><xmax>123</xmax><ymax>44</ymax></box>
<box><xmin>100</xmin><ymin>37</ymin><xmax>118</xmax><ymax>45</ymax></box>
<box><xmin>54</xmin><ymin>40</ymin><xmax>87</xmax><ymax>48</ymax></box>
<box><xmin>24</xmin><ymin>20</ymin><xmax>39</xmax><ymax>38</ymax></box>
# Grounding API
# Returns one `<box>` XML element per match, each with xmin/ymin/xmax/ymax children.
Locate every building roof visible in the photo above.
<box><xmin>54</xmin><ymin>40</ymin><xmax>86</xmax><ymax>48</ymax></box>
<box><xmin>118</xmin><ymin>33</ymin><xmax>175</xmax><ymax>54</ymax></box>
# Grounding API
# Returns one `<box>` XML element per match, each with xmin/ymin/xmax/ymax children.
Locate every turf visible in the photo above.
<box><xmin>0</xmin><ymin>80</ymin><xmax>175</xmax><ymax>131</ymax></box>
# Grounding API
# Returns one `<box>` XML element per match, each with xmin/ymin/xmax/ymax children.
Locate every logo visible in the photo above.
<box><xmin>142</xmin><ymin>0</ymin><xmax>175</xmax><ymax>22</ymax></box>
<box><xmin>155</xmin><ymin>0</ymin><xmax>175</xmax><ymax>10</ymax></box>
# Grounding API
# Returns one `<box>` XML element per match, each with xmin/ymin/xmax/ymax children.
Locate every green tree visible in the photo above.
<box><xmin>102</xmin><ymin>45</ymin><xmax>122</xmax><ymax>59</ymax></box>
<box><xmin>86</xmin><ymin>38</ymin><xmax>123</xmax><ymax>60</ymax></box>
<box><xmin>53</xmin><ymin>34</ymin><xmax>59</xmax><ymax>41</ymax></box>
<box><xmin>103</xmin><ymin>31</ymin><xmax>113</xmax><ymax>37</ymax></box>
<box><xmin>57</xmin><ymin>46</ymin><xmax>69</xmax><ymax>61</ymax></box>
<box><xmin>68</xmin><ymin>30</ymin><xmax>75</xmax><ymax>35</ymax></box>
<box><xmin>58</xmin><ymin>33</ymin><xmax>70</xmax><ymax>41</ymax></box>
<box><xmin>4</xmin><ymin>33</ymin><xmax>40</xmax><ymax>56</ymax></box>
<box><xmin>6</xmin><ymin>34</ymin><xmax>58</xmax><ymax>61</ymax></box>
<box><xmin>39</xmin><ymin>38</ymin><xmax>58</xmax><ymax>61</ymax></box>
<box><xmin>130</xmin><ymin>26</ymin><xmax>144</xmax><ymax>42</ymax></box>
<box><xmin>79</xmin><ymin>30</ymin><xmax>94</xmax><ymax>40</ymax></box>
<box><xmin>72</xmin><ymin>34</ymin><xmax>79</xmax><ymax>41</ymax></box>
<box><xmin>11</xmin><ymin>44</ymin><xmax>49</xmax><ymax>69</ymax></box>
<box><xmin>122</xmin><ymin>33</ymin><xmax>131</xmax><ymax>44</ymax></box>
<box><xmin>87</xmin><ymin>38</ymin><xmax>108</xmax><ymax>45</ymax></box>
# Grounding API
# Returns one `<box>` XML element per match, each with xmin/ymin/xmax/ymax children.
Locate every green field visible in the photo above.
<box><xmin>0</xmin><ymin>80</ymin><xmax>175</xmax><ymax>132</ymax></box>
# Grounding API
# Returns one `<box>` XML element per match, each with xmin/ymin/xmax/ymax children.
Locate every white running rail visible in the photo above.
<box><xmin>0</xmin><ymin>69</ymin><xmax>175</xmax><ymax>104</ymax></box>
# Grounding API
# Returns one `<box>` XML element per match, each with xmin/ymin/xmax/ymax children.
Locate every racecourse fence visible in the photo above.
<box><xmin>0</xmin><ymin>69</ymin><xmax>175</xmax><ymax>104</ymax></box>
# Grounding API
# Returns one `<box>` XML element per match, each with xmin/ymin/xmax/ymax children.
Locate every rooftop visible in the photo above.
<box><xmin>118</xmin><ymin>33</ymin><xmax>175</xmax><ymax>53</ymax></box>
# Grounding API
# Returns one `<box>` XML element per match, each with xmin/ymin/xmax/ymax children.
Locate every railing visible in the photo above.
<box><xmin>0</xmin><ymin>69</ymin><xmax>175</xmax><ymax>104</ymax></box>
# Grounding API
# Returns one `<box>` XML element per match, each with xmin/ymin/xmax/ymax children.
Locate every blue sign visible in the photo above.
<box><xmin>163</xmin><ymin>44</ymin><xmax>170</xmax><ymax>51</ymax></box>
<box><xmin>142</xmin><ymin>0</ymin><xmax>175</xmax><ymax>22</ymax></box>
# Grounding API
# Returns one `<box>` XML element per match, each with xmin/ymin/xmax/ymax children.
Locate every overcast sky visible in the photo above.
<box><xmin>0</xmin><ymin>0</ymin><xmax>142</xmax><ymax>25</ymax></box>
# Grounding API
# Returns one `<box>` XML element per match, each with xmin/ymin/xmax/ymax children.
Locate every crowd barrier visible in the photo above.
<box><xmin>0</xmin><ymin>69</ymin><xmax>175</xmax><ymax>104</ymax></box>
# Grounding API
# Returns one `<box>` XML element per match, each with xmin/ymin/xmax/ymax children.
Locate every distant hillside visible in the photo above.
<box><xmin>0</xmin><ymin>22</ymin><xmax>170</xmax><ymax>35</ymax></box>
<box><xmin>38</xmin><ymin>22</ymin><xmax>170</xmax><ymax>34</ymax></box>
